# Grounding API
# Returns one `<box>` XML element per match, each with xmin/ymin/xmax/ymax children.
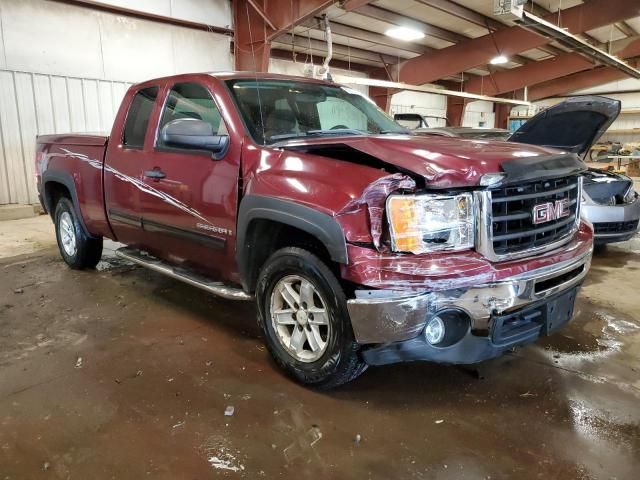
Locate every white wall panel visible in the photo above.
<box><xmin>1</xmin><ymin>0</ymin><xmax>105</xmax><ymax>79</ymax></box>
<box><xmin>82</xmin><ymin>80</ymin><xmax>103</xmax><ymax>133</ymax></box>
<box><xmin>14</xmin><ymin>73</ymin><xmax>39</xmax><ymax>202</ymax></box>
<box><xmin>90</xmin><ymin>0</ymin><xmax>232</xmax><ymax>29</ymax></box>
<box><xmin>463</xmin><ymin>100</ymin><xmax>495</xmax><ymax>128</ymax></box>
<box><xmin>0</xmin><ymin>0</ymin><xmax>232</xmax><ymax>205</ymax></box>
<box><xmin>67</xmin><ymin>78</ymin><xmax>87</xmax><ymax>133</ymax></box>
<box><xmin>99</xmin><ymin>15</ymin><xmax>177</xmax><ymax>82</ymax></box>
<box><xmin>173</xmin><ymin>29</ymin><xmax>233</xmax><ymax>74</ymax></box>
<box><xmin>32</xmin><ymin>75</ymin><xmax>56</xmax><ymax>135</ymax></box>
<box><xmin>50</xmin><ymin>77</ymin><xmax>72</xmax><ymax>134</ymax></box>
<box><xmin>0</xmin><ymin>71</ymin><xmax>29</xmax><ymax>204</ymax></box>
<box><xmin>0</xmin><ymin>71</ymin><xmax>131</xmax><ymax>204</ymax></box>
<box><xmin>390</xmin><ymin>90</ymin><xmax>448</xmax><ymax>127</ymax></box>
<box><xmin>170</xmin><ymin>0</ymin><xmax>232</xmax><ymax>28</ymax></box>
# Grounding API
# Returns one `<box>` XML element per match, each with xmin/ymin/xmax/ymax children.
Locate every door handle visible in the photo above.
<box><xmin>144</xmin><ymin>169</ymin><xmax>166</xmax><ymax>180</ymax></box>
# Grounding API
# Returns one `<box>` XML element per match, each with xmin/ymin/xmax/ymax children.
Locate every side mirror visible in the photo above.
<box><xmin>160</xmin><ymin>118</ymin><xmax>229</xmax><ymax>159</ymax></box>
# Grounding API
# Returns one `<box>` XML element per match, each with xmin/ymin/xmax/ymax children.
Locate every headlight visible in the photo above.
<box><xmin>623</xmin><ymin>186</ymin><xmax>637</xmax><ymax>204</ymax></box>
<box><xmin>386</xmin><ymin>193</ymin><xmax>474</xmax><ymax>254</ymax></box>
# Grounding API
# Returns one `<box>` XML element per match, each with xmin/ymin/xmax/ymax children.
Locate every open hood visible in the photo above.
<box><xmin>508</xmin><ymin>96</ymin><xmax>620</xmax><ymax>155</ymax></box>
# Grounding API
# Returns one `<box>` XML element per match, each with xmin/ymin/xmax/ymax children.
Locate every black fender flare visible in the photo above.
<box><xmin>42</xmin><ymin>170</ymin><xmax>96</xmax><ymax>238</ymax></box>
<box><xmin>236</xmin><ymin>195</ymin><xmax>348</xmax><ymax>287</ymax></box>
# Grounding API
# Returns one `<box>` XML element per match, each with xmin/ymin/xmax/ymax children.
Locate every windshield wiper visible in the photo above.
<box><xmin>306</xmin><ymin>128</ymin><xmax>366</xmax><ymax>136</ymax></box>
<box><xmin>269</xmin><ymin>129</ymin><xmax>366</xmax><ymax>143</ymax></box>
<box><xmin>268</xmin><ymin>133</ymin><xmax>308</xmax><ymax>141</ymax></box>
<box><xmin>379</xmin><ymin>129</ymin><xmax>411</xmax><ymax>135</ymax></box>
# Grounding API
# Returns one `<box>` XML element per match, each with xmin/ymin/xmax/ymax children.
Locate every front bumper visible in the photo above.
<box><xmin>347</xmin><ymin>247</ymin><xmax>591</xmax><ymax>364</ymax></box>
<box><xmin>582</xmin><ymin>197</ymin><xmax>640</xmax><ymax>244</ymax></box>
<box><xmin>361</xmin><ymin>285</ymin><xmax>580</xmax><ymax>366</ymax></box>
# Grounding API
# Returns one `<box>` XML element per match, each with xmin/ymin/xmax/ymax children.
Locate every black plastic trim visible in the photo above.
<box><xmin>236</xmin><ymin>195</ymin><xmax>348</xmax><ymax>286</ymax></box>
<box><xmin>142</xmin><ymin>218</ymin><xmax>226</xmax><ymax>250</ymax></box>
<box><xmin>499</xmin><ymin>153</ymin><xmax>586</xmax><ymax>186</ymax></box>
<box><xmin>109</xmin><ymin>209</ymin><xmax>226</xmax><ymax>250</ymax></box>
<box><xmin>42</xmin><ymin>170</ymin><xmax>96</xmax><ymax>238</ymax></box>
<box><xmin>108</xmin><ymin>209</ymin><xmax>142</xmax><ymax>228</ymax></box>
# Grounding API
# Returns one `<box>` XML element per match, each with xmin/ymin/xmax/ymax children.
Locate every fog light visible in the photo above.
<box><xmin>425</xmin><ymin>316</ymin><xmax>445</xmax><ymax>345</ymax></box>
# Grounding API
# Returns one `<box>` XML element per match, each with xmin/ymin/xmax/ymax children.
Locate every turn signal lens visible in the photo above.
<box><xmin>387</xmin><ymin>197</ymin><xmax>420</xmax><ymax>252</ymax></box>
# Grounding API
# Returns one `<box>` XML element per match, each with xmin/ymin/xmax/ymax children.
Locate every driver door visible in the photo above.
<box><xmin>139</xmin><ymin>81</ymin><xmax>240</xmax><ymax>282</ymax></box>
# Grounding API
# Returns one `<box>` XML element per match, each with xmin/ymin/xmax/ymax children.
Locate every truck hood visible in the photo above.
<box><xmin>508</xmin><ymin>95</ymin><xmax>620</xmax><ymax>155</ymax></box>
<box><xmin>280</xmin><ymin>134</ymin><xmax>585</xmax><ymax>188</ymax></box>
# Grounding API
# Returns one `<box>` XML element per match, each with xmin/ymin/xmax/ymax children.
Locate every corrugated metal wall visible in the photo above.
<box><xmin>0</xmin><ymin>70</ymin><xmax>131</xmax><ymax>205</ymax></box>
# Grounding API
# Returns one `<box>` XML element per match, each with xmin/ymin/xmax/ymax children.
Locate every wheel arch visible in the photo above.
<box><xmin>236</xmin><ymin>195</ymin><xmax>348</xmax><ymax>292</ymax></box>
<box><xmin>42</xmin><ymin>170</ymin><xmax>95</xmax><ymax>238</ymax></box>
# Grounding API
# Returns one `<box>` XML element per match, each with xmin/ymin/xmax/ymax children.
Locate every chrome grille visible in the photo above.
<box><xmin>475</xmin><ymin>176</ymin><xmax>582</xmax><ymax>261</ymax></box>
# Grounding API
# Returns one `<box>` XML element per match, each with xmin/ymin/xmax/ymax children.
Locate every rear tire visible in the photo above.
<box><xmin>54</xmin><ymin>197</ymin><xmax>103</xmax><ymax>269</ymax></box>
<box><xmin>256</xmin><ymin>247</ymin><xmax>367</xmax><ymax>389</ymax></box>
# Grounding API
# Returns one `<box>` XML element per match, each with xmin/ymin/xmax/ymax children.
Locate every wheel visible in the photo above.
<box><xmin>256</xmin><ymin>247</ymin><xmax>367</xmax><ymax>388</ymax></box>
<box><xmin>54</xmin><ymin>197</ymin><xmax>103</xmax><ymax>269</ymax></box>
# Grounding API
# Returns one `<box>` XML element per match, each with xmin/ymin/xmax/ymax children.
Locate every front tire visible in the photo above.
<box><xmin>54</xmin><ymin>197</ymin><xmax>103</xmax><ymax>269</ymax></box>
<box><xmin>256</xmin><ymin>247</ymin><xmax>367</xmax><ymax>389</ymax></box>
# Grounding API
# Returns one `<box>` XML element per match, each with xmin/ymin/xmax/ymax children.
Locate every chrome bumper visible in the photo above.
<box><xmin>347</xmin><ymin>248</ymin><xmax>592</xmax><ymax>344</ymax></box>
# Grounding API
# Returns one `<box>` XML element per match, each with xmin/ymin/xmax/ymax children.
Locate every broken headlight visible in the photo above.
<box><xmin>623</xmin><ymin>186</ymin><xmax>637</xmax><ymax>204</ymax></box>
<box><xmin>386</xmin><ymin>193</ymin><xmax>474</xmax><ymax>254</ymax></box>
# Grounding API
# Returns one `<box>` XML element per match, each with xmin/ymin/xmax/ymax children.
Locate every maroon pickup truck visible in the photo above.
<box><xmin>36</xmin><ymin>72</ymin><xmax>594</xmax><ymax>388</ymax></box>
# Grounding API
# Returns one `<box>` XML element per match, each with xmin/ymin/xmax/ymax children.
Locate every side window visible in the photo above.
<box><xmin>157</xmin><ymin>82</ymin><xmax>227</xmax><ymax>148</ymax></box>
<box><xmin>123</xmin><ymin>86</ymin><xmax>158</xmax><ymax>148</ymax></box>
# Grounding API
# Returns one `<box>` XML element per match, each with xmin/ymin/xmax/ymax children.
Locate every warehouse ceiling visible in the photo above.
<box><xmin>245</xmin><ymin>0</ymin><xmax>640</xmax><ymax>101</ymax></box>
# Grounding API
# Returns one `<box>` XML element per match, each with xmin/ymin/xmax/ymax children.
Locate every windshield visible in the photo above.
<box><xmin>225</xmin><ymin>79</ymin><xmax>407</xmax><ymax>145</ymax></box>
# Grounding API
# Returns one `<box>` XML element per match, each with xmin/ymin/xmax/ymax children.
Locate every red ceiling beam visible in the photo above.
<box><xmin>235</xmin><ymin>0</ymin><xmax>271</xmax><ymax>71</ymax></box>
<box><xmin>416</xmin><ymin>0</ymin><xmax>503</xmax><ymax>31</ymax></box>
<box><xmin>265</xmin><ymin>0</ymin><xmax>335</xmax><ymax>40</ymax></box>
<box><xmin>472</xmin><ymin>38</ymin><xmax>640</xmax><ymax>98</ymax></box>
<box><xmin>465</xmin><ymin>53</ymin><xmax>595</xmax><ymax>96</ymax></box>
<box><xmin>234</xmin><ymin>0</ymin><xmax>334</xmax><ymax>72</ymax></box>
<box><xmin>342</xmin><ymin>0</ymin><xmax>372</xmax><ymax>12</ymax></box>
<box><xmin>528</xmin><ymin>63</ymin><xmax>635</xmax><ymax>101</ymax></box>
<box><xmin>378</xmin><ymin>0</ymin><xmax>640</xmax><ymax>86</ymax></box>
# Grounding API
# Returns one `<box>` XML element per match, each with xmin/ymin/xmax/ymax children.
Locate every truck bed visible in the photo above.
<box><xmin>36</xmin><ymin>133</ymin><xmax>112</xmax><ymax>239</ymax></box>
<box><xmin>37</xmin><ymin>133</ymin><xmax>109</xmax><ymax>147</ymax></box>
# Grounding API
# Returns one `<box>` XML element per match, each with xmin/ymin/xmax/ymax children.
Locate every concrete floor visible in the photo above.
<box><xmin>0</xmin><ymin>216</ymin><xmax>639</xmax><ymax>479</ymax></box>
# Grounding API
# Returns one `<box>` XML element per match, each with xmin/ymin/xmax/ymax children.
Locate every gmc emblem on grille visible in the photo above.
<box><xmin>532</xmin><ymin>198</ymin><xmax>570</xmax><ymax>225</ymax></box>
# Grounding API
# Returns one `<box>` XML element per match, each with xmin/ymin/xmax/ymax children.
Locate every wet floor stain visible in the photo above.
<box><xmin>539</xmin><ymin>303</ymin><xmax>640</xmax><ymax>357</ymax></box>
<box><xmin>1</xmin><ymin>248</ymin><xmax>639</xmax><ymax>479</ymax></box>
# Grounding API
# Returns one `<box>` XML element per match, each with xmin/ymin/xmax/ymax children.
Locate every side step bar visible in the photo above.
<box><xmin>115</xmin><ymin>247</ymin><xmax>253</xmax><ymax>301</ymax></box>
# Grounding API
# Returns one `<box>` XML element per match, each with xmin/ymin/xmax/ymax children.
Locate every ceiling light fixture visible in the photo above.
<box><xmin>385</xmin><ymin>26</ymin><xmax>425</xmax><ymax>41</ymax></box>
<box><xmin>490</xmin><ymin>54</ymin><xmax>508</xmax><ymax>65</ymax></box>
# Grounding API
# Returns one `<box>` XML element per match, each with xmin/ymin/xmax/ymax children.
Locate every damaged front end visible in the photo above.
<box><xmin>581</xmin><ymin>169</ymin><xmax>640</xmax><ymax>244</ymax></box>
<box><xmin>325</xmin><ymin>151</ymin><xmax>593</xmax><ymax>366</ymax></box>
<box><xmin>257</xmin><ymin>134</ymin><xmax>595</xmax><ymax>366</ymax></box>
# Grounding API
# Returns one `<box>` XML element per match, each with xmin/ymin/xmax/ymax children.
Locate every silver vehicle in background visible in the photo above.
<box><xmin>581</xmin><ymin>169</ymin><xmax>640</xmax><ymax>245</ymax></box>
<box><xmin>414</xmin><ymin>96</ymin><xmax>640</xmax><ymax>246</ymax></box>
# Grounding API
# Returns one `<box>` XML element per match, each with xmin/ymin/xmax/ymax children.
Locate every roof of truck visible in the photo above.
<box><xmin>133</xmin><ymin>71</ymin><xmax>341</xmax><ymax>88</ymax></box>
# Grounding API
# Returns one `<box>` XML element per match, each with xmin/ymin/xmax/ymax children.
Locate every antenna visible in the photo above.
<box><xmin>245</xmin><ymin>1</ymin><xmax>266</xmax><ymax>144</ymax></box>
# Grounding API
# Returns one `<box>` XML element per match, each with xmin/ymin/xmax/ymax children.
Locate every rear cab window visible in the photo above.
<box><xmin>122</xmin><ymin>86</ymin><xmax>159</xmax><ymax>149</ymax></box>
